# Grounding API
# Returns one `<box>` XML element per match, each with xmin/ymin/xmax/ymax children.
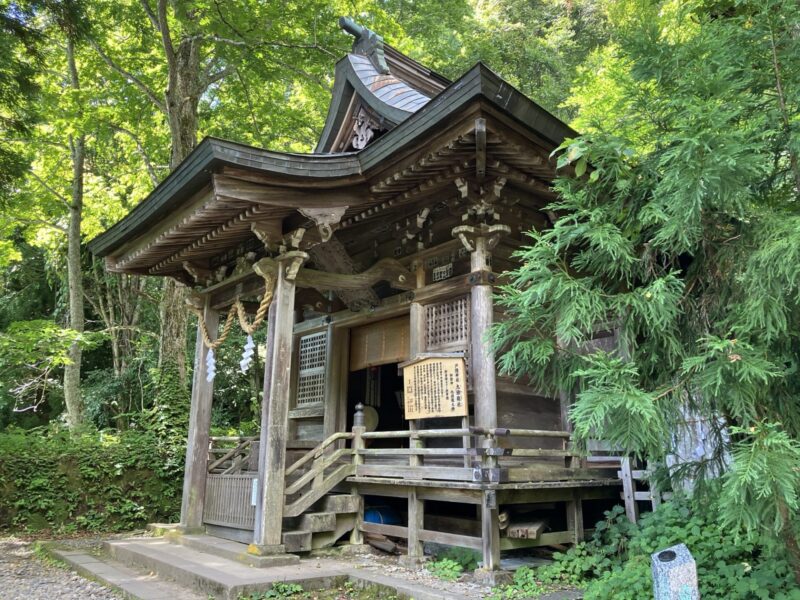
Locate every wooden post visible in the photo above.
<box><xmin>350</xmin><ymin>403</ymin><xmax>365</xmax><ymax>545</ymax></box>
<box><xmin>620</xmin><ymin>457</ymin><xmax>639</xmax><ymax>524</ymax></box>
<box><xmin>409</xmin><ymin>259</ymin><xmax>426</xmax><ymax>358</ymax></box>
<box><xmin>252</xmin><ymin>251</ymin><xmax>308</xmax><ymax>552</ymax></box>
<box><xmin>180</xmin><ymin>296</ymin><xmax>217</xmax><ymax>531</ymax></box>
<box><xmin>403</xmin><ymin>421</ymin><xmax>426</xmax><ymax>564</ymax></box>
<box><xmin>480</xmin><ymin>432</ymin><xmax>500</xmax><ymax>572</ymax></box>
<box><xmin>470</xmin><ymin>235</ymin><xmax>498</xmax><ymax>430</ymax></box>
<box><xmin>404</xmin><ymin>487</ymin><xmax>424</xmax><ymax>567</ymax></box>
<box><xmin>566</xmin><ymin>490</ymin><xmax>584</xmax><ymax>545</ymax></box>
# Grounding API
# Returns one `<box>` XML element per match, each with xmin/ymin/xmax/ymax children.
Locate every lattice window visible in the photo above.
<box><xmin>425</xmin><ymin>296</ymin><xmax>471</xmax><ymax>386</ymax></box>
<box><xmin>425</xmin><ymin>296</ymin><xmax>470</xmax><ymax>350</ymax></box>
<box><xmin>296</xmin><ymin>331</ymin><xmax>327</xmax><ymax>405</ymax></box>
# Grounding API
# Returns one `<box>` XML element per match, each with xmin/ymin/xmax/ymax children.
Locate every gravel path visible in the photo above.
<box><xmin>0</xmin><ymin>537</ymin><xmax>119</xmax><ymax>600</ymax></box>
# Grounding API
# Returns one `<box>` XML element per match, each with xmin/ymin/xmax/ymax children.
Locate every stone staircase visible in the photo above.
<box><xmin>47</xmin><ymin>534</ymin><xmax>464</xmax><ymax>600</ymax></box>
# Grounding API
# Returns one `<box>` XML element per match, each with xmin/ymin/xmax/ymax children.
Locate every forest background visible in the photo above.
<box><xmin>2</xmin><ymin>1</ymin><xmax>800</xmax><ymax>598</ymax></box>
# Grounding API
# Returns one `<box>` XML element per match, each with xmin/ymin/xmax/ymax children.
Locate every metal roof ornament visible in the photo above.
<box><xmin>339</xmin><ymin>16</ymin><xmax>390</xmax><ymax>75</ymax></box>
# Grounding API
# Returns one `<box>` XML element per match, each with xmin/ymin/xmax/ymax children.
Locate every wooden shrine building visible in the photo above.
<box><xmin>89</xmin><ymin>19</ymin><xmax>621</xmax><ymax>576</ymax></box>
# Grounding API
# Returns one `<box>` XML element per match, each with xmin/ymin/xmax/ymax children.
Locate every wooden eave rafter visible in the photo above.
<box><xmin>111</xmin><ymin>195</ymin><xmax>253</xmax><ymax>272</ymax></box>
<box><xmin>149</xmin><ymin>204</ymin><xmax>274</xmax><ymax>276</ymax></box>
<box><xmin>337</xmin><ymin>121</ymin><xmax>558</xmax><ymax>233</ymax></box>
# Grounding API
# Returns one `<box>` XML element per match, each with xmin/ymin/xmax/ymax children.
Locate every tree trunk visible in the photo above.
<box><xmin>777</xmin><ymin>498</ymin><xmax>800</xmax><ymax>585</ymax></box>
<box><xmin>156</xmin><ymin>11</ymin><xmax>202</xmax><ymax>386</ymax></box>
<box><xmin>63</xmin><ymin>36</ymin><xmax>85</xmax><ymax>431</ymax></box>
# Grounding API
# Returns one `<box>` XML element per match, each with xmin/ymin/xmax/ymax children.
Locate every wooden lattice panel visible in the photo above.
<box><xmin>425</xmin><ymin>296</ymin><xmax>471</xmax><ymax>385</ymax></box>
<box><xmin>296</xmin><ymin>331</ymin><xmax>328</xmax><ymax>405</ymax></box>
<box><xmin>425</xmin><ymin>296</ymin><xmax>470</xmax><ymax>350</ymax></box>
<box><xmin>203</xmin><ymin>474</ymin><xmax>256</xmax><ymax>530</ymax></box>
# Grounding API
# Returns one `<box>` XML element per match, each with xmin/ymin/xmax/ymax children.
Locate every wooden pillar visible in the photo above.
<box><xmin>470</xmin><ymin>235</ymin><xmax>498</xmax><ymax>429</ymax></box>
<box><xmin>566</xmin><ymin>490</ymin><xmax>585</xmax><ymax>545</ymax></box>
<box><xmin>480</xmin><ymin>433</ymin><xmax>501</xmax><ymax>572</ymax></box>
<box><xmin>350</xmin><ymin>403</ymin><xmax>366</xmax><ymax>545</ymax></box>
<box><xmin>406</xmin><ymin>487</ymin><xmax>424</xmax><ymax>564</ymax></box>
<box><xmin>405</xmin><ymin>261</ymin><xmax>426</xmax><ymax>564</ymax></box>
<box><xmin>409</xmin><ymin>259</ymin><xmax>426</xmax><ymax>357</ymax></box>
<box><xmin>481</xmin><ymin>490</ymin><xmax>501</xmax><ymax>571</ymax></box>
<box><xmin>252</xmin><ymin>251</ymin><xmax>308</xmax><ymax>551</ymax></box>
<box><xmin>180</xmin><ymin>296</ymin><xmax>217</xmax><ymax>531</ymax></box>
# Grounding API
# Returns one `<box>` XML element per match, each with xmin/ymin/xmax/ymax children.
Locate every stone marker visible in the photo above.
<box><xmin>652</xmin><ymin>543</ymin><xmax>699</xmax><ymax>599</ymax></box>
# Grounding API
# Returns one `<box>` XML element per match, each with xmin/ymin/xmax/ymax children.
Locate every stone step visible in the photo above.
<box><xmin>165</xmin><ymin>532</ymin><xmax>298</xmax><ymax>568</ymax></box>
<box><xmin>48</xmin><ymin>546</ymin><xmax>205</xmax><ymax>600</ymax></box>
<box><xmin>320</xmin><ymin>493</ymin><xmax>361</xmax><ymax>514</ymax></box>
<box><xmin>311</xmin><ymin>513</ymin><xmax>356</xmax><ymax>550</ymax></box>
<box><xmin>297</xmin><ymin>511</ymin><xmax>337</xmax><ymax>533</ymax></box>
<box><xmin>282</xmin><ymin>530</ymin><xmax>312</xmax><ymax>553</ymax></box>
<box><xmin>104</xmin><ymin>537</ymin><xmax>344</xmax><ymax>600</ymax></box>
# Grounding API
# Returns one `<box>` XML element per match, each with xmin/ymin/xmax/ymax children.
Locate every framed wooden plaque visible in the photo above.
<box><xmin>400</xmin><ymin>353</ymin><xmax>468</xmax><ymax>420</ymax></box>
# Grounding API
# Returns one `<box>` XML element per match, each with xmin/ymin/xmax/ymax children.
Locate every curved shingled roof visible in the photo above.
<box><xmin>315</xmin><ymin>21</ymin><xmax>449</xmax><ymax>153</ymax></box>
<box><xmin>349</xmin><ymin>54</ymin><xmax>430</xmax><ymax>113</ymax></box>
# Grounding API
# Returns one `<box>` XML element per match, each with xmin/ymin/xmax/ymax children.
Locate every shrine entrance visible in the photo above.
<box><xmin>345</xmin><ymin>315</ymin><xmax>409</xmax><ymax>443</ymax></box>
<box><xmin>346</xmin><ymin>364</ymin><xmax>406</xmax><ymax>442</ymax></box>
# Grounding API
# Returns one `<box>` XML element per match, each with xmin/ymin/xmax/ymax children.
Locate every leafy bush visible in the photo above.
<box><xmin>0</xmin><ymin>425</ymin><xmax>184</xmax><ymax>532</ymax></box>
<box><xmin>426</xmin><ymin>557</ymin><xmax>464</xmax><ymax>581</ymax></box>
<box><xmin>434</xmin><ymin>546</ymin><xmax>480</xmax><ymax>571</ymax></box>
<box><xmin>493</xmin><ymin>498</ymin><xmax>800</xmax><ymax>599</ymax></box>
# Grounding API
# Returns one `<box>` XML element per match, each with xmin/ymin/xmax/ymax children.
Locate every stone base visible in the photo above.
<box><xmin>310</xmin><ymin>543</ymin><xmax>372</xmax><ymax>558</ymax></box>
<box><xmin>146</xmin><ymin>523</ymin><xmax>187</xmax><ymax>536</ymax></box>
<box><xmin>399</xmin><ymin>555</ymin><xmax>428</xmax><ymax>569</ymax></box>
<box><xmin>474</xmin><ymin>568</ymin><xmax>513</xmax><ymax>586</ymax></box>
<box><xmin>247</xmin><ymin>543</ymin><xmax>287</xmax><ymax>556</ymax></box>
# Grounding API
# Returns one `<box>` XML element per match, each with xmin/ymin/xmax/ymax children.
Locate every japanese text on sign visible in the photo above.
<box><xmin>403</xmin><ymin>356</ymin><xmax>467</xmax><ymax>419</ymax></box>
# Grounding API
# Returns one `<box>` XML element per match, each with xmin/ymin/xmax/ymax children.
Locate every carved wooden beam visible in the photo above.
<box><xmin>253</xmin><ymin>256</ymin><xmax>415</xmax><ymax>293</ymax></box>
<box><xmin>308</xmin><ymin>235</ymin><xmax>381</xmax><ymax>309</ymax></box>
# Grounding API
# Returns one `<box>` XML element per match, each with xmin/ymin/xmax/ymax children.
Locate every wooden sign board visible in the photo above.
<box><xmin>401</xmin><ymin>354</ymin><xmax>468</xmax><ymax>420</ymax></box>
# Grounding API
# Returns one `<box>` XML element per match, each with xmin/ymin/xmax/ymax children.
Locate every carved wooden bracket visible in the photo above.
<box><xmin>278</xmin><ymin>250</ymin><xmax>309</xmax><ymax>282</ymax></box>
<box><xmin>298</xmin><ymin>206</ymin><xmax>348</xmax><ymax>243</ymax></box>
<box><xmin>454</xmin><ymin>177</ymin><xmax>508</xmax><ymax>221</ymax></box>
<box><xmin>452</xmin><ymin>223</ymin><xmax>511</xmax><ymax>253</ymax></box>
<box><xmin>182</xmin><ymin>261</ymin><xmax>214</xmax><ymax>286</ymax></box>
<box><xmin>251</xmin><ymin>219</ymin><xmax>283</xmax><ymax>252</ymax></box>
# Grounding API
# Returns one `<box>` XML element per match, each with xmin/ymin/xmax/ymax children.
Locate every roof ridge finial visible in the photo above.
<box><xmin>338</xmin><ymin>17</ymin><xmax>390</xmax><ymax>75</ymax></box>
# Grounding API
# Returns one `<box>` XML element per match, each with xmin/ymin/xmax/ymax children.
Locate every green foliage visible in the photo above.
<box><xmin>0</xmin><ymin>425</ymin><xmax>183</xmax><ymax>532</ymax></box>
<box><xmin>433</xmin><ymin>546</ymin><xmax>480</xmax><ymax>571</ymax></box>
<box><xmin>493</xmin><ymin>0</ymin><xmax>800</xmax><ymax>570</ymax></box>
<box><xmin>145</xmin><ymin>366</ymin><xmax>189</xmax><ymax>437</ymax></box>
<box><xmin>426</xmin><ymin>557</ymin><xmax>464</xmax><ymax>581</ymax></box>
<box><xmin>493</xmin><ymin>500</ymin><xmax>800</xmax><ymax>599</ymax></box>
<box><xmin>0</xmin><ymin>320</ymin><xmax>103</xmax><ymax>426</ymax></box>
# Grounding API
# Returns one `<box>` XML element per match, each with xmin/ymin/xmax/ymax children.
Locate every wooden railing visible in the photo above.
<box><xmin>352</xmin><ymin>420</ymin><xmax>582</xmax><ymax>484</ymax></box>
<box><xmin>283</xmin><ymin>431</ymin><xmax>355</xmax><ymax>517</ymax></box>
<box><xmin>207</xmin><ymin>436</ymin><xmax>257</xmax><ymax>474</ymax></box>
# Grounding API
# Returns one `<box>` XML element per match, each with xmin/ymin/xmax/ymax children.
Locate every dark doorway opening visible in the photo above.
<box><xmin>347</xmin><ymin>363</ymin><xmax>406</xmax><ymax>447</ymax></box>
